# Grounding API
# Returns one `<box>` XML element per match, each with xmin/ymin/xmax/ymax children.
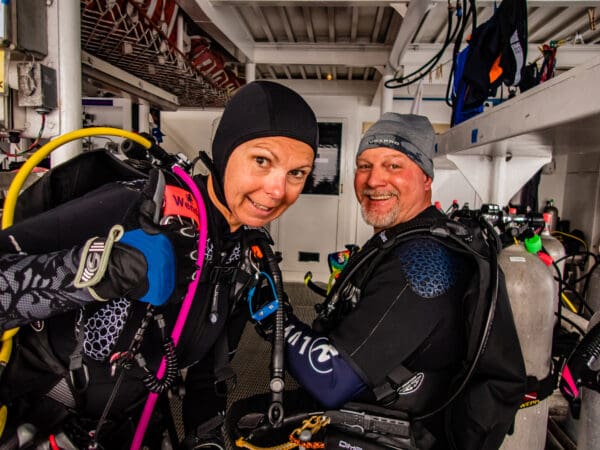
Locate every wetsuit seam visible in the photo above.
<box><xmin>350</xmin><ymin>284</ymin><xmax>407</xmax><ymax>357</ymax></box>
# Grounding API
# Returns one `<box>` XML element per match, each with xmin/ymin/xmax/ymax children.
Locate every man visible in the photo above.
<box><xmin>243</xmin><ymin>113</ymin><xmax>526</xmax><ymax>450</ymax></box>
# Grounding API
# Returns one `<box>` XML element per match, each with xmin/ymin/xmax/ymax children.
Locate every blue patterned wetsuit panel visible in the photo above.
<box><xmin>395</xmin><ymin>238</ymin><xmax>460</xmax><ymax>298</ymax></box>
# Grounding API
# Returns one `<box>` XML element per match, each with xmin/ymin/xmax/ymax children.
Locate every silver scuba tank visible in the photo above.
<box><xmin>540</xmin><ymin>213</ymin><xmax>566</xmax><ymax>283</ymax></box>
<box><xmin>542</xmin><ymin>199</ymin><xmax>559</xmax><ymax>233</ymax></box>
<box><xmin>540</xmin><ymin>214</ymin><xmax>566</xmax><ymax>325</ymax></box>
<box><xmin>498</xmin><ymin>242</ymin><xmax>556</xmax><ymax>450</ymax></box>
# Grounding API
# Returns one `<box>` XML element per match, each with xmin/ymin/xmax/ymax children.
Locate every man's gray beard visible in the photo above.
<box><xmin>360</xmin><ymin>203</ymin><xmax>399</xmax><ymax>230</ymax></box>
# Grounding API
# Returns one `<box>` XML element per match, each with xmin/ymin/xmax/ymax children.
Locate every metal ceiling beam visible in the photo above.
<box><xmin>272</xmin><ymin>79</ymin><xmax>378</xmax><ymax>98</ymax></box>
<box><xmin>253</xmin><ymin>5</ymin><xmax>276</xmax><ymax>42</ymax></box>
<box><xmin>350</xmin><ymin>7</ymin><xmax>359</xmax><ymax>42</ymax></box>
<box><xmin>539</xmin><ymin>8</ymin><xmax>596</xmax><ymax>43</ymax></box>
<box><xmin>302</xmin><ymin>6</ymin><xmax>316</xmax><ymax>43</ymax></box>
<box><xmin>81</xmin><ymin>52</ymin><xmax>179</xmax><ymax>110</ymax></box>
<box><xmin>526</xmin><ymin>6</ymin><xmax>558</xmax><ymax>32</ymax></box>
<box><xmin>253</xmin><ymin>43</ymin><xmax>391</xmax><ymax>66</ymax></box>
<box><xmin>279</xmin><ymin>7</ymin><xmax>296</xmax><ymax>42</ymax></box>
<box><xmin>284</xmin><ymin>65</ymin><xmax>293</xmax><ymax>78</ymax></box>
<box><xmin>180</xmin><ymin>0</ymin><xmax>255</xmax><ymax>62</ymax></box>
<box><xmin>253</xmin><ymin>42</ymin><xmax>600</xmax><ymax>68</ymax></box>
<box><xmin>529</xmin><ymin>8</ymin><xmax>577</xmax><ymax>42</ymax></box>
<box><xmin>328</xmin><ymin>7</ymin><xmax>336</xmax><ymax>42</ymax></box>
<box><xmin>371</xmin><ymin>7</ymin><xmax>384</xmax><ymax>42</ymax></box>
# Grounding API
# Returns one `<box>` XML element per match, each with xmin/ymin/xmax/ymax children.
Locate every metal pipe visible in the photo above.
<box><xmin>246</xmin><ymin>63</ymin><xmax>256</xmax><ymax>83</ymax></box>
<box><xmin>54</xmin><ymin>0</ymin><xmax>83</xmax><ymax>166</ymax></box>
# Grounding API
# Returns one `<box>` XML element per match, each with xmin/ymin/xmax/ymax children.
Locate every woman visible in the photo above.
<box><xmin>0</xmin><ymin>80</ymin><xmax>318</xmax><ymax>449</ymax></box>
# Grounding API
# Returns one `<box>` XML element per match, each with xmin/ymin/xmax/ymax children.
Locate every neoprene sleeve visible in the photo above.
<box><xmin>284</xmin><ymin>314</ymin><xmax>366</xmax><ymax>408</ymax></box>
<box><xmin>0</xmin><ymin>249</ymin><xmax>95</xmax><ymax>330</ymax></box>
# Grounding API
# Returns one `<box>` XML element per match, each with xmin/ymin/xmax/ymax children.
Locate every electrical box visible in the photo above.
<box><xmin>17</xmin><ymin>63</ymin><xmax>57</xmax><ymax>112</ymax></box>
<box><xmin>0</xmin><ymin>0</ymin><xmax>48</xmax><ymax>57</ymax></box>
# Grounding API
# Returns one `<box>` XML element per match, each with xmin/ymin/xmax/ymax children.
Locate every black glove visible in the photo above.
<box><xmin>75</xmin><ymin>170</ymin><xmax>199</xmax><ymax>305</ymax></box>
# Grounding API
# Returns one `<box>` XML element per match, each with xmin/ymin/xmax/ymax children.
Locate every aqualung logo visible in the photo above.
<box><xmin>397</xmin><ymin>372</ymin><xmax>424</xmax><ymax>395</ymax></box>
<box><xmin>338</xmin><ymin>440</ymin><xmax>362</xmax><ymax>450</ymax></box>
<box><xmin>308</xmin><ymin>337</ymin><xmax>338</xmax><ymax>374</ymax></box>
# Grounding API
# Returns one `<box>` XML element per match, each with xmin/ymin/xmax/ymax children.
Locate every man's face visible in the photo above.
<box><xmin>354</xmin><ymin>147</ymin><xmax>432</xmax><ymax>232</ymax></box>
<box><xmin>223</xmin><ymin>136</ymin><xmax>314</xmax><ymax>227</ymax></box>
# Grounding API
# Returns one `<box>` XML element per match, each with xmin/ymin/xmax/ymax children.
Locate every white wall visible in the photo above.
<box><xmin>538</xmin><ymin>154</ymin><xmax>568</xmax><ymax>217</ymax></box>
<box><xmin>561</xmin><ymin>153</ymin><xmax>600</xmax><ymax>253</ymax></box>
<box><xmin>161</xmin><ymin>108</ymin><xmax>223</xmax><ymax>175</ymax></box>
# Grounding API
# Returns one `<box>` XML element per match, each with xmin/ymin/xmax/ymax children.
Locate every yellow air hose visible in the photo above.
<box><xmin>0</xmin><ymin>127</ymin><xmax>152</xmax><ymax>376</ymax></box>
<box><xmin>0</xmin><ymin>127</ymin><xmax>152</xmax><ymax>438</ymax></box>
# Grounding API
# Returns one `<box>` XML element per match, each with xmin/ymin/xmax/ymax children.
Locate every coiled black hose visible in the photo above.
<box><xmin>138</xmin><ymin>337</ymin><xmax>179</xmax><ymax>394</ymax></box>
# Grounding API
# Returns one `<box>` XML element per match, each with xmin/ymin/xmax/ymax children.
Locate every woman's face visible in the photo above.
<box><xmin>223</xmin><ymin>136</ymin><xmax>315</xmax><ymax>227</ymax></box>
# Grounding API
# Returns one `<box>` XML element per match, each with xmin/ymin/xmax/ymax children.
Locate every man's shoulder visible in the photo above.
<box><xmin>386</xmin><ymin>237</ymin><xmax>465</xmax><ymax>299</ymax></box>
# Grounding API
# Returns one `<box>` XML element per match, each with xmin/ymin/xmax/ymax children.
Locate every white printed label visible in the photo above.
<box><xmin>509</xmin><ymin>256</ymin><xmax>527</xmax><ymax>262</ymax></box>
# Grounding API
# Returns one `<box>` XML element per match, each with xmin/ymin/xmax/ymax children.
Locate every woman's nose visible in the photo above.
<box><xmin>264</xmin><ymin>171</ymin><xmax>286</xmax><ymax>199</ymax></box>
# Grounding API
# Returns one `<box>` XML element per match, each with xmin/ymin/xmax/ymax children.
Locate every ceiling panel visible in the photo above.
<box><xmin>81</xmin><ymin>0</ymin><xmax>600</xmax><ymax>108</ymax></box>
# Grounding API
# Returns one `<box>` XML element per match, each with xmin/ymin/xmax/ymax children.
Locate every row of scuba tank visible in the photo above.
<box><xmin>438</xmin><ymin>200</ymin><xmax>598</xmax><ymax>450</ymax></box>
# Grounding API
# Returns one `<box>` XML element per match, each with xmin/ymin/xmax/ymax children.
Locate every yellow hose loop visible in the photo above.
<box><xmin>0</xmin><ymin>405</ymin><xmax>7</xmax><ymax>438</ymax></box>
<box><xmin>2</xmin><ymin>127</ymin><xmax>152</xmax><ymax>229</ymax></box>
<box><xmin>0</xmin><ymin>127</ymin><xmax>152</xmax><ymax>361</ymax></box>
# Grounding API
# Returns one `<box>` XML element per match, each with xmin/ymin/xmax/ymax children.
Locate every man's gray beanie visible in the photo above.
<box><xmin>357</xmin><ymin>112</ymin><xmax>436</xmax><ymax>179</ymax></box>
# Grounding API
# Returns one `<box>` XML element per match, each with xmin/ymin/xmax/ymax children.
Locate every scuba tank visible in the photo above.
<box><xmin>542</xmin><ymin>199</ymin><xmax>559</xmax><ymax>233</ymax></box>
<box><xmin>498</xmin><ymin>241</ymin><xmax>555</xmax><ymax>450</ymax></box>
<box><xmin>540</xmin><ymin>212</ymin><xmax>566</xmax><ymax>326</ymax></box>
<box><xmin>541</xmin><ymin>212</ymin><xmax>566</xmax><ymax>277</ymax></box>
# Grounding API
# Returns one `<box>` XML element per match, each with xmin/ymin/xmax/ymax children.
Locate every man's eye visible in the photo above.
<box><xmin>356</xmin><ymin>164</ymin><xmax>370</xmax><ymax>170</ymax></box>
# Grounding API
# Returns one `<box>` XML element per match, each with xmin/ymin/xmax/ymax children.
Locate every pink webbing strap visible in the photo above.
<box><xmin>130</xmin><ymin>166</ymin><xmax>208</xmax><ymax>450</ymax></box>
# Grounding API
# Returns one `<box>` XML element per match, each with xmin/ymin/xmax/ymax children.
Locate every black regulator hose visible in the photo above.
<box><xmin>559</xmin><ymin>320</ymin><xmax>600</xmax><ymax>418</ymax></box>
<box><xmin>260</xmin><ymin>243</ymin><xmax>286</xmax><ymax>427</ymax></box>
<box><xmin>121</xmin><ymin>136</ymin><xmax>192</xmax><ymax>172</ymax></box>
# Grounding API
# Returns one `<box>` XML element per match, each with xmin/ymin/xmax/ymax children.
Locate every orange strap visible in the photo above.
<box><xmin>162</xmin><ymin>185</ymin><xmax>200</xmax><ymax>224</ymax></box>
<box><xmin>489</xmin><ymin>55</ymin><xmax>503</xmax><ymax>84</ymax></box>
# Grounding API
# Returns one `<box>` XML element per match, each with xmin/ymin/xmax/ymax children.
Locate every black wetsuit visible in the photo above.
<box><xmin>230</xmin><ymin>206</ymin><xmax>471</xmax><ymax>449</ymax></box>
<box><xmin>0</xmin><ymin>175</ymin><xmax>251</xmax><ymax>448</ymax></box>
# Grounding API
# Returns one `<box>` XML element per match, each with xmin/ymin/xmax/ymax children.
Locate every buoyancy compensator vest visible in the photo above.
<box><xmin>313</xmin><ymin>214</ymin><xmax>527</xmax><ymax>450</ymax></box>
<box><xmin>0</xmin><ymin>149</ymin><xmax>207</xmax><ymax>448</ymax></box>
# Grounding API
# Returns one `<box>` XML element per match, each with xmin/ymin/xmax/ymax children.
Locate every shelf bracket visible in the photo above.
<box><xmin>447</xmin><ymin>145</ymin><xmax>552</xmax><ymax>206</ymax></box>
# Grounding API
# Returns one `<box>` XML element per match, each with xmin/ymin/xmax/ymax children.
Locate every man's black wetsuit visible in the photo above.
<box><xmin>254</xmin><ymin>206</ymin><xmax>468</xmax><ymax>448</ymax></box>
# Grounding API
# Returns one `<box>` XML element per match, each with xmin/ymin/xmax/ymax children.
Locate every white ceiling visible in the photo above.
<box><xmin>81</xmin><ymin>0</ymin><xmax>600</xmax><ymax>108</ymax></box>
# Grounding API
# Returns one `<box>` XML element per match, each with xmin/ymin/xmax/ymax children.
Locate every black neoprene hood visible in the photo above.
<box><xmin>211</xmin><ymin>80</ymin><xmax>319</xmax><ymax>185</ymax></box>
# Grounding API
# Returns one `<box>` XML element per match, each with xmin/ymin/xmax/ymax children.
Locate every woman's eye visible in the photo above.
<box><xmin>289</xmin><ymin>169</ymin><xmax>307</xmax><ymax>180</ymax></box>
<box><xmin>389</xmin><ymin>163</ymin><xmax>401</xmax><ymax>170</ymax></box>
<box><xmin>255</xmin><ymin>156</ymin><xmax>269</xmax><ymax>167</ymax></box>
